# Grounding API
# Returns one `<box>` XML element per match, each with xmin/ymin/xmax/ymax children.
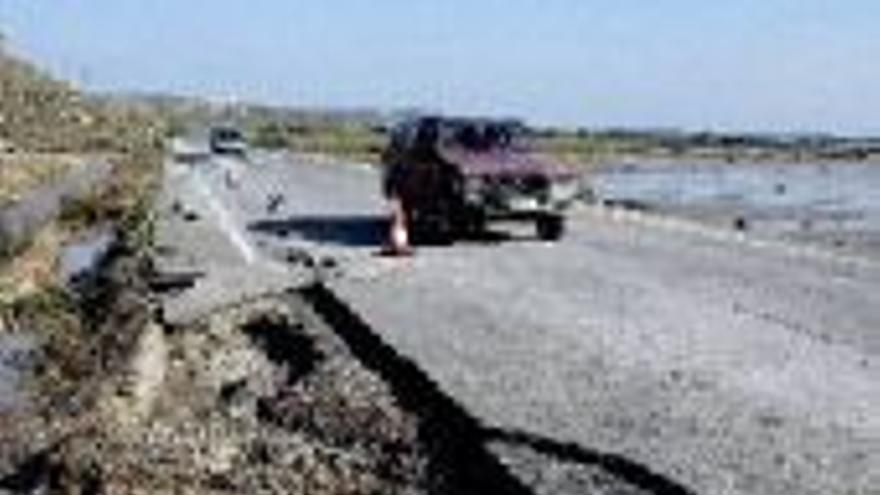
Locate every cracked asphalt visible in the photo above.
<box><xmin>156</xmin><ymin>148</ymin><xmax>879</xmax><ymax>495</ymax></box>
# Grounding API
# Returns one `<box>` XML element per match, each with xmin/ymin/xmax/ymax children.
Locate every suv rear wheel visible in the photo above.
<box><xmin>407</xmin><ymin>208</ymin><xmax>456</xmax><ymax>245</ymax></box>
<box><xmin>536</xmin><ymin>214</ymin><xmax>565</xmax><ymax>241</ymax></box>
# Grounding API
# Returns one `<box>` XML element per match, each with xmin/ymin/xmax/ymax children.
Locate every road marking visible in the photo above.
<box><xmin>190</xmin><ymin>171</ymin><xmax>258</xmax><ymax>265</ymax></box>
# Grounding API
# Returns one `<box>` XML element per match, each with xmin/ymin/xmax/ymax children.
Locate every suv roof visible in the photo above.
<box><xmin>393</xmin><ymin>115</ymin><xmax>528</xmax><ymax>152</ymax></box>
<box><xmin>396</xmin><ymin>115</ymin><xmax>524</xmax><ymax>130</ymax></box>
<box><xmin>210</xmin><ymin>126</ymin><xmax>244</xmax><ymax>139</ymax></box>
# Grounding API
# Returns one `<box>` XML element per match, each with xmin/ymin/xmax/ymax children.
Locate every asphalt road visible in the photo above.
<box><xmin>158</xmin><ymin>149</ymin><xmax>879</xmax><ymax>495</ymax></box>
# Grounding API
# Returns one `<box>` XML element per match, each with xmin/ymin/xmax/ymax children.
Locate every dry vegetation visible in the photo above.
<box><xmin>0</xmin><ymin>42</ymin><xmax>165</xmax><ymax>315</ymax></box>
<box><xmin>0</xmin><ymin>154</ymin><xmax>86</xmax><ymax>204</ymax></box>
<box><xmin>0</xmin><ymin>48</ymin><xmax>163</xmax><ymax>154</ymax></box>
<box><xmin>0</xmin><ymin>41</ymin><xmax>165</xmax><ymax>211</ymax></box>
<box><xmin>0</xmin><ymin>226</ymin><xmax>64</xmax><ymax>305</ymax></box>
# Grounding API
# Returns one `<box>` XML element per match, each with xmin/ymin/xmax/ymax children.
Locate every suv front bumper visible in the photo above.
<box><xmin>466</xmin><ymin>177</ymin><xmax>580</xmax><ymax>218</ymax></box>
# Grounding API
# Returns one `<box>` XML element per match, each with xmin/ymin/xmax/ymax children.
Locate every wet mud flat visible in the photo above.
<box><xmin>592</xmin><ymin>160</ymin><xmax>880</xmax><ymax>258</ymax></box>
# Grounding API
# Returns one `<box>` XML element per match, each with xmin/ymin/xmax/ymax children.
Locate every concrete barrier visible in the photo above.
<box><xmin>0</xmin><ymin>161</ymin><xmax>113</xmax><ymax>256</ymax></box>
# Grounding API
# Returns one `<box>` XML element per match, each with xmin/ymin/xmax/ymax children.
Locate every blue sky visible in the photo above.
<box><xmin>1</xmin><ymin>1</ymin><xmax>878</xmax><ymax>134</ymax></box>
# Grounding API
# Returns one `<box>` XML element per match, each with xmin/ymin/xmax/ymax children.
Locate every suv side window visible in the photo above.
<box><xmin>383</xmin><ymin>122</ymin><xmax>413</xmax><ymax>197</ymax></box>
<box><xmin>414</xmin><ymin>118</ymin><xmax>440</xmax><ymax>154</ymax></box>
<box><xmin>390</xmin><ymin>123</ymin><xmax>409</xmax><ymax>152</ymax></box>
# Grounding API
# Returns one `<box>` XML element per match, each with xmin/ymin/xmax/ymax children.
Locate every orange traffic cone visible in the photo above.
<box><xmin>383</xmin><ymin>198</ymin><xmax>413</xmax><ymax>256</ymax></box>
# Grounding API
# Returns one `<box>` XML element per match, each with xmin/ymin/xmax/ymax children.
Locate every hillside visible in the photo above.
<box><xmin>0</xmin><ymin>42</ymin><xmax>165</xmax><ymax>301</ymax></box>
<box><xmin>0</xmin><ymin>45</ymin><xmax>163</xmax><ymax>154</ymax></box>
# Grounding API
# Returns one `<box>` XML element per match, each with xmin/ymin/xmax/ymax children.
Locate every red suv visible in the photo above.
<box><xmin>382</xmin><ymin>116</ymin><xmax>580</xmax><ymax>242</ymax></box>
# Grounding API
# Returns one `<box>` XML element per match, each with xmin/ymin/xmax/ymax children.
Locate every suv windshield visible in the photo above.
<box><xmin>442</xmin><ymin>121</ymin><xmax>524</xmax><ymax>151</ymax></box>
<box><xmin>212</xmin><ymin>128</ymin><xmax>244</xmax><ymax>142</ymax></box>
